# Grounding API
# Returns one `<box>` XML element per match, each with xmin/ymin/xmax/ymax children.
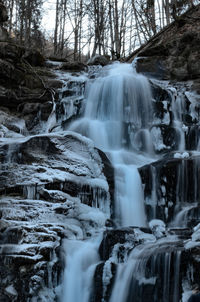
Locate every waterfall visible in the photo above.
<box><xmin>60</xmin><ymin>62</ymin><xmax>196</xmax><ymax>302</ymax></box>
<box><xmin>69</xmin><ymin>62</ymin><xmax>153</xmax><ymax>227</ymax></box>
<box><xmin>62</xmin><ymin>236</ymin><xmax>102</xmax><ymax>302</ymax></box>
<box><xmin>109</xmin><ymin>243</ymin><xmax>182</xmax><ymax>302</ymax></box>
<box><xmin>60</xmin><ymin>63</ymin><xmax>154</xmax><ymax>302</ymax></box>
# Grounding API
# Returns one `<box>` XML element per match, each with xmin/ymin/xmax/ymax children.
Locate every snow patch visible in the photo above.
<box><xmin>5</xmin><ymin>285</ymin><xmax>18</xmax><ymax>297</ymax></box>
<box><xmin>174</xmin><ymin>152</ymin><xmax>189</xmax><ymax>159</ymax></box>
<box><xmin>149</xmin><ymin>219</ymin><xmax>166</xmax><ymax>239</ymax></box>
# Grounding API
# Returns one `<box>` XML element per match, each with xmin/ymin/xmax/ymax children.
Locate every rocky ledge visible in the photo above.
<box><xmin>0</xmin><ymin>132</ymin><xmax>113</xmax><ymax>302</ymax></box>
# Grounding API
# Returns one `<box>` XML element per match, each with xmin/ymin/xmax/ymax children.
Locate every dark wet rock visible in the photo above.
<box><xmin>169</xmin><ymin>227</ymin><xmax>192</xmax><ymax>239</ymax></box>
<box><xmin>136</xmin><ymin>56</ymin><xmax>169</xmax><ymax>80</ymax></box>
<box><xmin>97</xmin><ymin>149</ymin><xmax>115</xmax><ymax>215</ymax></box>
<box><xmin>92</xmin><ymin>261</ymin><xmax>116</xmax><ymax>302</ymax></box>
<box><xmin>87</xmin><ymin>55</ymin><xmax>110</xmax><ymax>66</ymax></box>
<box><xmin>99</xmin><ymin>228</ymin><xmax>133</xmax><ymax>261</ymax></box>
<box><xmin>95</xmin><ymin>224</ymin><xmax>200</xmax><ymax>302</ymax></box>
<box><xmin>95</xmin><ymin>221</ymin><xmax>200</xmax><ymax>302</ymax></box>
<box><xmin>60</xmin><ymin>61</ymin><xmax>87</xmax><ymax>72</ymax></box>
<box><xmin>16</xmin><ymin>101</ymin><xmax>54</xmax><ymax>132</ymax></box>
<box><xmin>99</xmin><ymin>227</ymin><xmax>151</xmax><ymax>261</ymax></box>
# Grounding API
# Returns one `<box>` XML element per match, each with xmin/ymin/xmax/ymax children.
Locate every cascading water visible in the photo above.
<box><xmin>69</xmin><ymin>63</ymin><xmax>153</xmax><ymax>227</ymax></box>
<box><xmin>60</xmin><ymin>62</ymin><xmax>200</xmax><ymax>302</ymax></box>
<box><xmin>61</xmin><ymin>63</ymin><xmax>154</xmax><ymax>302</ymax></box>
<box><xmin>62</xmin><ymin>236</ymin><xmax>102</xmax><ymax>302</ymax></box>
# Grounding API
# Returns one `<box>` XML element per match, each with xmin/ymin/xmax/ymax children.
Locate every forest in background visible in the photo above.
<box><xmin>3</xmin><ymin>0</ymin><xmax>199</xmax><ymax>61</ymax></box>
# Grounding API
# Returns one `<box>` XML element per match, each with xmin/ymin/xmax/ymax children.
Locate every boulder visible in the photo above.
<box><xmin>87</xmin><ymin>55</ymin><xmax>110</xmax><ymax>66</ymax></box>
<box><xmin>60</xmin><ymin>61</ymin><xmax>87</xmax><ymax>72</ymax></box>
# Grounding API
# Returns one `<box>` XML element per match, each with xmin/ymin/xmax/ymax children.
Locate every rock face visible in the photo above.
<box><xmin>0</xmin><ymin>41</ymin><xmax>86</xmax><ymax>134</ymax></box>
<box><xmin>139</xmin><ymin>155</ymin><xmax>200</xmax><ymax>224</ymax></box>
<box><xmin>129</xmin><ymin>4</ymin><xmax>200</xmax><ymax>82</ymax></box>
<box><xmin>0</xmin><ymin>132</ymin><xmax>112</xmax><ymax>302</ymax></box>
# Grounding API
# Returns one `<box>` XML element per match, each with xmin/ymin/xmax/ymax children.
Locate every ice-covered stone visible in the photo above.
<box><xmin>149</xmin><ymin>219</ymin><xmax>166</xmax><ymax>239</ymax></box>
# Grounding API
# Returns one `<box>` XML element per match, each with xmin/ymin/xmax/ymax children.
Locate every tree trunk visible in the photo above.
<box><xmin>165</xmin><ymin>0</ymin><xmax>170</xmax><ymax>25</ymax></box>
<box><xmin>114</xmin><ymin>0</ymin><xmax>120</xmax><ymax>58</ymax></box>
<box><xmin>54</xmin><ymin>0</ymin><xmax>59</xmax><ymax>55</ymax></box>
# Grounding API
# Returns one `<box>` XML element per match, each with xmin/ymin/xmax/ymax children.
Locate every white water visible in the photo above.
<box><xmin>169</xmin><ymin>87</ymin><xmax>186</xmax><ymax>151</ymax></box>
<box><xmin>69</xmin><ymin>62</ymin><xmax>153</xmax><ymax>227</ymax></box>
<box><xmin>61</xmin><ymin>63</ymin><xmax>155</xmax><ymax>302</ymax></box>
<box><xmin>62</xmin><ymin>235</ymin><xmax>101</xmax><ymax>302</ymax></box>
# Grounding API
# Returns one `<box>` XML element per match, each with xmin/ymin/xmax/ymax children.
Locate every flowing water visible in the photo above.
<box><xmin>69</xmin><ymin>63</ymin><xmax>153</xmax><ymax>227</ymax></box>
<box><xmin>60</xmin><ymin>63</ymin><xmax>196</xmax><ymax>302</ymax></box>
<box><xmin>61</xmin><ymin>63</ymin><xmax>154</xmax><ymax>301</ymax></box>
<box><xmin>62</xmin><ymin>235</ymin><xmax>102</xmax><ymax>302</ymax></box>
